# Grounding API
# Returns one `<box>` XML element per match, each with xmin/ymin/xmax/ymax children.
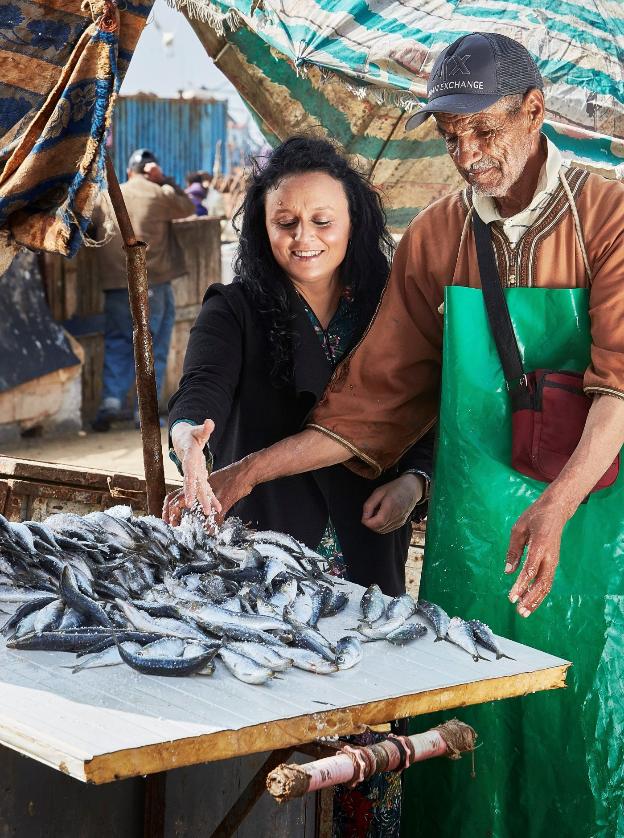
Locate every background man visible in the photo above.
<box><xmin>91</xmin><ymin>149</ymin><xmax>193</xmax><ymax>431</ymax></box>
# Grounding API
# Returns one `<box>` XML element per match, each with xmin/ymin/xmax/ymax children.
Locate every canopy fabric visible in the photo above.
<box><xmin>181</xmin><ymin>0</ymin><xmax>624</xmax><ymax>139</ymax></box>
<box><xmin>182</xmin><ymin>0</ymin><xmax>624</xmax><ymax>233</ymax></box>
<box><xmin>0</xmin><ymin>0</ymin><xmax>152</xmax><ymax>257</ymax></box>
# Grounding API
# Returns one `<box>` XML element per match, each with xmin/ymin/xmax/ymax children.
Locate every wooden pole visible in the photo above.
<box><xmin>104</xmin><ymin>155</ymin><xmax>166</xmax><ymax>517</ymax></box>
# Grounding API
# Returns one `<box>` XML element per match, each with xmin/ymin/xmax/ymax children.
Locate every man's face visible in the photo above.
<box><xmin>434</xmin><ymin>98</ymin><xmax>535</xmax><ymax>197</ymax></box>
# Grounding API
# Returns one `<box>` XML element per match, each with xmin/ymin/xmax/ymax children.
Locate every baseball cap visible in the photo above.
<box><xmin>406</xmin><ymin>33</ymin><xmax>543</xmax><ymax>130</ymax></box>
<box><xmin>127</xmin><ymin>148</ymin><xmax>159</xmax><ymax>172</ymax></box>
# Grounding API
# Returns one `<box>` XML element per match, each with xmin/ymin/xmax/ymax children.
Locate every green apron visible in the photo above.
<box><xmin>404</xmin><ymin>287</ymin><xmax>624</xmax><ymax>838</ymax></box>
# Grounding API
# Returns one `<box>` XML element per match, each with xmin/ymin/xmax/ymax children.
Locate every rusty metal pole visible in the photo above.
<box><xmin>104</xmin><ymin>155</ymin><xmax>166</xmax><ymax>516</ymax></box>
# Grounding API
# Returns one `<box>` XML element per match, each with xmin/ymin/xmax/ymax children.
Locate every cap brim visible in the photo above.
<box><xmin>405</xmin><ymin>93</ymin><xmax>503</xmax><ymax>130</ymax></box>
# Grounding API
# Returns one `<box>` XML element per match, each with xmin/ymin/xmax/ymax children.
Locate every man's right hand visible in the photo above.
<box><xmin>162</xmin><ymin>420</ymin><xmax>221</xmax><ymax>526</ymax></box>
<box><xmin>143</xmin><ymin>161</ymin><xmax>165</xmax><ymax>185</ymax></box>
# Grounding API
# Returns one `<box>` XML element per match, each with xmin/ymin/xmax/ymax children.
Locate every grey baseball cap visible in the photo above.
<box><xmin>127</xmin><ymin>148</ymin><xmax>159</xmax><ymax>172</ymax></box>
<box><xmin>406</xmin><ymin>33</ymin><xmax>543</xmax><ymax>130</ymax></box>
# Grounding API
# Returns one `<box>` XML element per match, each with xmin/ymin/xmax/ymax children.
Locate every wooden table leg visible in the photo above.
<box><xmin>315</xmin><ymin>788</ymin><xmax>334</xmax><ymax>838</ymax></box>
<box><xmin>210</xmin><ymin>748</ymin><xmax>294</xmax><ymax>838</ymax></box>
<box><xmin>143</xmin><ymin>772</ymin><xmax>167</xmax><ymax>838</ymax></box>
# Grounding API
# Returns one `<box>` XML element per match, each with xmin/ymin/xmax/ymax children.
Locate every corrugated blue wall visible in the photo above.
<box><xmin>111</xmin><ymin>96</ymin><xmax>229</xmax><ymax>187</ymax></box>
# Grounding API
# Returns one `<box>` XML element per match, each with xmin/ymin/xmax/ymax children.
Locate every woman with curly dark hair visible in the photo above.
<box><xmin>165</xmin><ymin>135</ymin><xmax>432</xmax><ymax>589</ymax></box>
<box><xmin>164</xmin><ymin>136</ymin><xmax>433</xmax><ymax>836</ymax></box>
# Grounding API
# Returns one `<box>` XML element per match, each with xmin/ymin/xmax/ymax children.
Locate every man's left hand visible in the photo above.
<box><xmin>505</xmin><ymin>495</ymin><xmax>568</xmax><ymax>617</ymax></box>
<box><xmin>362</xmin><ymin>473</ymin><xmax>424</xmax><ymax>534</ymax></box>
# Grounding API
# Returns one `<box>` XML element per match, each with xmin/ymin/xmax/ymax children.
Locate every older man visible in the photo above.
<box><xmin>168</xmin><ymin>33</ymin><xmax>624</xmax><ymax>835</ymax></box>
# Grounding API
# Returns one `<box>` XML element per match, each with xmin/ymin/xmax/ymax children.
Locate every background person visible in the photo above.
<box><xmin>91</xmin><ymin>149</ymin><xmax>193</xmax><ymax>431</ymax></box>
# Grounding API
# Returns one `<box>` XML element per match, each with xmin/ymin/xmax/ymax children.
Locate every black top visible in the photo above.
<box><xmin>168</xmin><ymin>282</ymin><xmax>434</xmax><ymax>596</ymax></box>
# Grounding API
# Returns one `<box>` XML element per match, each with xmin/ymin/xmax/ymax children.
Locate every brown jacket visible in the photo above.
<box><xmin>91</xmin><ymin>176</ymin><xmax>194</xmax><ymax>290</ymax></box>
<box><xmin>310</xmin><ymin>167</ymin><xmax>624</xmax><ymax>478</ymax></box>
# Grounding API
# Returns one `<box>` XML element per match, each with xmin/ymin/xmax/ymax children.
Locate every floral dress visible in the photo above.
<box><xmin>302</xmin><ymin>290</ymin><xmax>403</xmax><ymax>838</ymax></box>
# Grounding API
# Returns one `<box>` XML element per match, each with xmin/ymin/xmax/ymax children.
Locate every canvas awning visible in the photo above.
<box><xmin>180</xmin><ymin>0</ymin><xmax>624</xmax><ymax>231</ymax></box>
<box><xmin>0</xmin><ymin>0</ymin><xmax>152</xmax><ymax>258</ymax></box>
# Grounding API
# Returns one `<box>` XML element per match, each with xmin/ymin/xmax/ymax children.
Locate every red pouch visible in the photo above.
<box><xmin>511</xmin><ymin>369</ymin><xmax>619</xmax><ymax>490</ymax></box>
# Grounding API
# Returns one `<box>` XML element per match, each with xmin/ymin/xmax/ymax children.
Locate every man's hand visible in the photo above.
<box><xmin>504</xmin><ymin>495</ymin><xmax>568</xmax><ymax>617</ymax></box>
<box><xmin>162</xmin><ymin>420</ymin><xmax>221</xmax><ymax>525</ymax></box>
<box><xmin>209</xmin><ymin>459</ymin><xmax>256</xmax><ymax>522</ymax></box>
<box><xmin>144</xmin><ymin>161</ymin><xmax>165</xmax><ymax>184</ymax></box>
<box><xmin>361</xmin><ymin>473</ymin><xmax>424</xmax><ymax>534</ymax></box>
<box><xmin>504</xmin><ymin>393</ymin><xmax>624</xmax><ymax>618</ymax></box>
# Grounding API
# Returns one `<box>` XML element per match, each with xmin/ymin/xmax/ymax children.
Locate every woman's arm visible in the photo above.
<box><xmin>505</xmin><ymin>394</ymin><xmax>624</xmax><ymax>616</ymax></box>
<box><xmin>163</xmin><ymin>290</ymin><xmax>243</xmax><ymax>523</ymax></box>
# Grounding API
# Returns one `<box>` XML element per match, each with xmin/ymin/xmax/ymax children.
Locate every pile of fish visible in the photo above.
<box><xmin>0</xmin><ymin>507</ymin><xmax>510</xmax><ymax>684</ymax></box>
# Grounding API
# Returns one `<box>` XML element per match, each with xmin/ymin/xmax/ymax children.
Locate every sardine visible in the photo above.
<box><xmin>138</xmin><ymin>637</ymin><xmax>186</xmax><ymax>658</ymax></box>
<box><xmin>360</xmin><ymin>584</ymin><xmax>385</xmax><ymax>624</ymax></box>
<box><xmin>357</xmin><ymin>615</ymin><xmax>406</xmax><ymax>640</ymax></box>
<box><xmin>7</xmin><ymin>628</ymin><xmax>111</xmax><ymax>652</ymax></box>
<box><xmin>117</xmin><ymin>640</ymin><xmax>217</xmax><ymax>677</ymax></box>
<box><xmin>224</xmin><ymin>641</ymin><xmax>293</xmax><ymax>671</ymax></box>
<box><xmin>218</xmin><ymin>648</ymin><xmax>275</xmax><ymax>684</ymax></box>
<box><xmin>386</xmin><ymin>593</ymin><xmax>417</xmax><ymax>622</ymax></box>
<box><xmin>446</xmin><ymin>617</ymin><xmax>489</xmax><ymax>662</ymax></box>
<box><xmin>33</xmin><ymin>599</ymin><xmax>65</xmax><ymax>634</ymax></box>
<box><xmin>1</xmin><ymin>596</ymin><xmax>57</xmax><ymax>636</ymax></box>
<box><xmin>286</xmin><ymin>647</ymin><xmax>338</xmax><ymax>674</ymax></box>
<box><xmin>335</xmin><ymin>636</ymin><xmax>363</xmax><ymax>670</ymax></box>
<box><xmin>321</xmin><ymin>590</ymin><xmax>349</xmax><ymax>618</ymax></box>
<box><xmin>72</xmin><ymin>642</ymin><xmax>142</xmax><ymax>672</ymax></box>
<box><xmin>116</xmin><ymin>600</ymin><xmax>207</xmax><ymax>641</ymax></box>
<box><xmin>417</xmin><ymin>600</ymin><xmax>451</xmax><ymax>641</ymax></box>
<box><xmin>60</xmin><ymin>566</ymin><xmax>111</xmax><ymax>628</ymax></box>
<box><xmin>385</xmin><ymin>622</ymin><xmax>428</xmax><ymax>645</ymax></box>
<box><xmin>248</xmin><ymin>530</ymin><xmax>304</xmax><ymax>555</ymax></box>
<box><xmin>468</xmin><ymin>619</ymin><xmax>515</xmax><ymax>660</ymax></box>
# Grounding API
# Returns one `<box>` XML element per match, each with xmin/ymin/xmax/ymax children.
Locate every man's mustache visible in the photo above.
<box><xmin>465</xmin><ymin>159</ymin><xmax>500</xmax><ymax>173</ymax></box>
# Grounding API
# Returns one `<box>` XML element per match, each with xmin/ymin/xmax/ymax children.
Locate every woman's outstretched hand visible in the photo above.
<box><xmin>162</xmin><ymin>419</ymin><xmax>221</xmax><ymax>526</ymax></box>
<box><xmin>361</xmin><ymin>473</ymin><xmax>425</xmax><ymax>534</ymax></box>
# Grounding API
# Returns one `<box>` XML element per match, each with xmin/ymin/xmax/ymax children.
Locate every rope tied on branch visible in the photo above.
<box><xmin>266</xmin><ymin>719</ymin><xmax>478</xmax><ymax>802</ymax></box>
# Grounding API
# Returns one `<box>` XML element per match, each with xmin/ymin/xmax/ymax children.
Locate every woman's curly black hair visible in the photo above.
<box><xmin>233</xmin><ymin>136</ymin><xmax>395</xmax><ymax>386</ymax></box>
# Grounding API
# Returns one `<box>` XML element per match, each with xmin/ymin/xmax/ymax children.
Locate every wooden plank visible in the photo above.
<box><xmin>0</xmin><ymin>579</ymin><xmax>569</xmax><ymax>786</ymax></box>
<box><xmin>81</xmin><ymin>665</ymin><xmax>566</xmax><ymax>784</ymax></box>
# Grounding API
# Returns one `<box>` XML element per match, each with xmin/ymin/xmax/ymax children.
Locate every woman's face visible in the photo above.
<box><xmin>265</xmin><ymin>171</ymin><xmax>351</xmax><ymax>288</ymax></box>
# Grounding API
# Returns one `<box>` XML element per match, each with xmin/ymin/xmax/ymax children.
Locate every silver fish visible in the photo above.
<box><xmin>58</xmin><ymin>608</ymin><xmax>86</xmax><ymax>631</ymax></box>
<box><xmin>385</xmin><ymin>622</ymin><xmax>427</xmax><ymax>646</ymax></box>
<box><xmin>336</xmin><ymin>636</ymin><xmax>363</xmax><ymax>670</ymax></box>
<box><xmin>357</xmin><ymin>615</ymin><xmax>406</xmax><ymax>640</ymax></box>
<box><xmin>446</xmin><ymin>617</ymin><xmax>489</xmax><ymax>662</ymax></box>
<box><xmin>117</xmin><ymin>641</ymin><xmax>217</xmax><ymax>677</ymax></box>
<box><xmin>468</xmin><ymin>619</ymin><xmax>515</xmax><ymax>661</ymax></box>
<box><xmin>225</xmin><ymin>641</ymin><xmax>293</xmax><ymax>672</ymax></box>
<box><xmin>417</xmin><ymin>600</ymin><xmax>451</xmax><ymax>641</ymax></box>
<box><xmin>218</xmin><ymin>648</ymin><xmax>275</xmax><ymax>684</ymax></box>
<box><xmin>321</xmin><ymin>590</ymin><xmax>349</xmax><ymax>618</ymax></box>
<box><xmin>360</xmin><ymin>584</ymin><xmax>385</xmax><ymax>624</ymax></box>
<box><xmin>116</xmin><ymin>600</ymin><xmax>207</xmax><ymax>641</ymax></box>
<box><xmin>183</xmin><ymin>602</ymin><xmax>291</xmax><ymax>634</ymax></box>
<box><xmin>386</xmin><ymin>593</ymin><xmax>417</xmax><ymax>622</ymax></box>
<box><xmin>72</xmin><ymin>641</ymin><xmax>142</xmax><ymax>672</ymax></box>
<box><xmin>248</xmin><ymin>530</ymin><xmax>304</xmax><ymax>555</ymax></box>
<box><xmin>284</xmin><ymin>591</ymin><xmax>314</xmax><ymax>625</ymax></box>
<box><xmin>285</xmin><ymin>647</ymin><xmax>338</xmax><ymax>674</ymax></box>
<box><xmin>138</xmin><ymin>637</ymin><xmax>186</xmax><ymax>658</ymax></box>
<box><xmin>33</xmin><ymin>599</ymin><xmax>65</xmax><ymax>634</ymax></box>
